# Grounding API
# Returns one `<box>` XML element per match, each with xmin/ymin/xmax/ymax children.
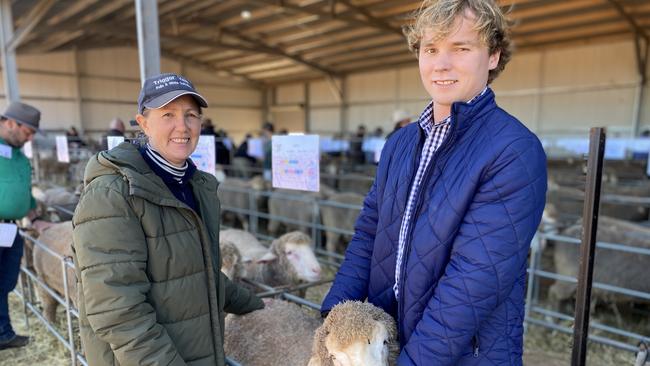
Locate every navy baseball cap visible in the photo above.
<box><xmin>137</xmin><ymin>73</ymin><xmax>208</xmax><ymax>114</ymax></box>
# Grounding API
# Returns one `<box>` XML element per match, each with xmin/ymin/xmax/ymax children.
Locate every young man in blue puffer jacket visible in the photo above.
<box><xmin>321</xmin><ymin>0</ymin><xmax>547</xmax><ymax>365</ymax></box>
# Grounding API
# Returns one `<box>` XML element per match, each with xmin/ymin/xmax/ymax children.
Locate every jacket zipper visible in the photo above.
<box><xmin>472</xmin><ymin>334</ymin><xmax>480</xmax><ymax>357</ymax></box>
<box><xmin>397</xmin><ymin>120</ymin><xmax>458</xmax><ymax>341</ymax></box>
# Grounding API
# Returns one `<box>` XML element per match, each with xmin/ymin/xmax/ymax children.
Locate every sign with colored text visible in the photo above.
<box><xmin>272</xmin><ymin>135</ymin><xmax>319</xmax><ymax>192</ymax></box>
<box><xmin>191</xmin><ymin>135</ymin><xmax>216</xmax><ymax>176</ymax></box>
<box><xmin>56</xmin><ymin>135</ymin><xmax>70</xmax><ymax>163</ymax></box>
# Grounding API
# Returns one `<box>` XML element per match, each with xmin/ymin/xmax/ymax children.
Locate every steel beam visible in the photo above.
<box><xmin>7</xmin><ymin>0</ymin><xmax>56</xmax><ymax>52</ymax></box>
<box><xmin>0</xmin><ymin>0</ymin><xmax>19</xmax><ymax>102</ymax></box>
<box><xmin>135</xmin><ymin>0</ymin><xmax>161</xmax><ymax>83</ymax></box>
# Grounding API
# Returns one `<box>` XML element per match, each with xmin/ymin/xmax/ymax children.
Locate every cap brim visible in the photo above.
<box><xmin>143</xmin><ymin>90</ymin><xmax>208</xmax><ymax>112</ymax></box>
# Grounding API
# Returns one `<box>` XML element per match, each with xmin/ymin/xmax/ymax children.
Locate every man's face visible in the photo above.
<box><xmin>136</xmin><ymin>95</ymin><xmax>201</xmax><ymax>167</ymax></box>
<box><xmin>2</xmin><ymin>120</ymin><xmax>35</xmax><ymax>148</ymax></box>
<box><xmin>418</xmin><ymin>11</ymin><xmax>500</xmax><ymax>118</ymax></box>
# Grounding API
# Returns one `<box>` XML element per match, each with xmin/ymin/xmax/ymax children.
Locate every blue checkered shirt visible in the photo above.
<box><xmin>394</xmin><ymin>87</ymin><xmax>489</xmax><ymax>299</ymax></box>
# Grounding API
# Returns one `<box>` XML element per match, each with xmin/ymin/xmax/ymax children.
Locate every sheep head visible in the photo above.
<box><xmin>308</xmin><ymin>301</ymin><xmax>398</xmax><ymax>366</ymax></box>
<box><xmin>220</xmin><ymin>240</ymin><xmax>245</xmax><ymax>280</ymax></box>
<box><xmin>271</xmin><ymin>231</ymin><xmax>321</xmax><ymax>283</ymax></box>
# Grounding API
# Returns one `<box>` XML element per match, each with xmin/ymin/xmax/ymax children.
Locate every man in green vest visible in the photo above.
<box><xmin>0</xmin><ymin>101</ymin><xmax>40</xmax><ymax>350</ymax></box>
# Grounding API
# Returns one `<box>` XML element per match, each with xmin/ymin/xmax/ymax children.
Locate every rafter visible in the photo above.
<box><xmin>337</xmin><ymin>0</ymin><xmax>404</xmax><ymax>36</ymax></box>
<box><xmin>46</xmin><ymin>0</ymin><xmax>100</xmax><ymax>26</ymax></box>
<box><xmin>7</xmin><ymin>0</ymin><xmax>56</xmax><ymax>51</ymax></box>
<box><xmin>248</xmin><ymin>0</ymin><xmax>403</xmax><ymax>36</ymax></box>
<box><xmin>219</xmin><ymin>27</ymin><xmax>339</xmax><ymax>77</ymax></box>
<box><xmin>606</xmin><ymin>0</ymin><xmax>649</xmax><ymax>41</ymax></box>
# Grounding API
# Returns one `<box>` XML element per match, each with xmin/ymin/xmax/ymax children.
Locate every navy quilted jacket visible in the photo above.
<box><xmin>321</xmin><ymin>89</ymin><xmax>547</xmax><ymax>365</ymax></box>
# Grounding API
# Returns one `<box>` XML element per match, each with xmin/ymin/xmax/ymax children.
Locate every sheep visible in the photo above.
<box><xmin>548</xmin><ymin>216</ymin><xmax>650</xmax><ymax>322</ymax></box>
<box><xmin>224</xmin><ymin>299</ymin><xmax>321</xmax><ymax>366</ymax></box>
<box><xmin>217</xmin><ymin>175</ymin><xmax>267</xmax><ymax>230</ymax></box>
<box><xmin>320</xmin><ymin>191</ymin><xmax>364</xmax><ymax>253</ymax></box>
<box><xmin>336</xmin><ymin>173</ymin><xmax>374</xmax><ymax>196</ymax></box>
<box><xmin>224</xmin><ymin>299</ymin><xmax>398</xmax><ymax>366</ymax></box>
<box><xmin>219</xmin><ymin>229</ymin><xmax>322</xmax><ymax>295</ymax></box>
<box><xmin>32</xmin><ymin>221</ymin><xmax>77</xmax><ymax>323</ymax></box>
<box><xmin>308</xmin><ymin>301</ymin><xmax>398</xmax><ymax>366</ymax></box>
<box><xmin>32</xmin><ymin>184</ymin><xmax>81</xmax><ymax>221</ymax></box>
<box><xmin>220</xmin><ymin>239</ymin><xmax>243</xmax><ymax>281</ymax></box>
<box><xmin>267</xmin><ymin>188</ymin><xmax>322</xmax><ymax>235</ymax></box>
<box><xmin>546</xmin><ymin>179</ymin><xmax>650</xmax><ymax>223</ymax></box>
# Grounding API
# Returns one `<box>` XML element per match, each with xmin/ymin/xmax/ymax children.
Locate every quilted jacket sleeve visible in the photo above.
<box><xmin>398</xmin><ymin>137</ymin><xmax>547</xmax><ymax>365</ymax></box>
<box><xmin>222</xmin><ymin>275</ymin><xmax>264</xmax><ymax>314</ymax></box>
<box><xmin>73</xmin><ymin>183</ymin><xmax>186</xmax><ymax>366</ymax></box>
<box><xmin>320</xmin><ymin>180</ymin><xmax>379</xmax><ymax>312</ymax></box>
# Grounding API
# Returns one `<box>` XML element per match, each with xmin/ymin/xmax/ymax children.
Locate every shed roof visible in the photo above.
<box><xmin>9</xmin><ymin>0</ymin><xmax>650</xmax><ymax>85</ymax></box>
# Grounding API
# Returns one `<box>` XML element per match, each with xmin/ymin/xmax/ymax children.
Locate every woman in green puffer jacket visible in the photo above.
<box><xmin>72</xmin><ymin>73</ymin><xmax>263</xmax><ymax>366</ymax></box>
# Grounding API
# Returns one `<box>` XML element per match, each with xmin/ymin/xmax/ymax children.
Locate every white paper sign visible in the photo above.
<box><xmin>22</xmin><ymin>141</ymin><xmax>33</xmax><ymax>158</ymax></box>
<box><xmin>190</xmin><ymin>135</ymin><xmax>216</xmax><ymax>176</ymax></box>
<box><xmin>0</xmin><ymin>223</ymin><xmax>18</xmax><ymax>248</ymax></box>
<box><xmin>272</xmin><ymin>135</ymin><xmax>320</xmax><ymax>192</ymax></box>
<box><xmin>56</xmin><ymin>135</ymin><xmax>70</xmax><ymax>163</ymax></box>
<box><xmin>247</xmin><ymin>138</ymin><xmax>265</xmax><ymax>159</ymax></box>
<box><xmin>374</xmin><ymin>140</ymin><xmax>386</xmax><ymax>163</ymax></box>
<box><xmin>107</xmin><ymin>136</ymin><xmax>125</xmax><ymax>150</ymax></box>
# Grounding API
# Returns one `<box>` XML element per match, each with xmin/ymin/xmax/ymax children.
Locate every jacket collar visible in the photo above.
<box><xmin>450</xmin><ymin>87</ymin><xmax>497</xmax><ymax>134</ymax></box>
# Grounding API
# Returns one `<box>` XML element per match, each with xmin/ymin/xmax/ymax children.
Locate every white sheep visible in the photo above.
<box><xmin>224</xmin><ymin>299</ymin><xmax>398</xmax><ymax>366</ymax></box>
<box><xmin>308</xmin><ymin>301</ymin><xmax>398</xmax><ymax>366</ymax></box>
<box><xmin>219</xmin><ymin>229</ymin><xmax>322</xmax><ymax>293</ymax></box>
<box><xmin>220</xmin><ymin>239</ymin><xmax>243</xmax><ymax>281</ymax></box>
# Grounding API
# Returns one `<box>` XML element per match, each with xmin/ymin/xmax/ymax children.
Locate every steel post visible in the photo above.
<box><xmin>134</xmin><ymin>0</ymin><xmax>161</xmax><ymax>82</ymax></box>
<box><xmin>571</xmin><ymin>127</ymin><xmax>606</xmax><ymax>366</ymax></box>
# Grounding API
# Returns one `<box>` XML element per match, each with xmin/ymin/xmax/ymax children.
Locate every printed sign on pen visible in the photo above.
<box><xmin>272</xmin><ymin>135</ymin><xmax>319</xmax><ymax>192</ymax></box>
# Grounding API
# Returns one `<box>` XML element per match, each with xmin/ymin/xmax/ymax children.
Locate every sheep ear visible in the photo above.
<box><xmin>256</xmin><ymin>251</ymin><xmax>277</xmax><ymax>263</ymax></box>
<box><xmin>241</xmin><ymin>255</ymin><xmax>253</xmax><ymax>263</ymax></box>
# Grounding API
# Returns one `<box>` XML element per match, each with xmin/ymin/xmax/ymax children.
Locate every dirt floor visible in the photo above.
<box><xmin>2</xmin><ymin>284</ymin><xmax>642</xmax><ymax>366</ymax></box>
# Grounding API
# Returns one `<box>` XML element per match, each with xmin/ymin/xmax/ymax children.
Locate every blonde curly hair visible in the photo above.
<box><xmin>404</xmin><ymin>0</ymin><xmax>513</xmax><ymax>84</ymax></box>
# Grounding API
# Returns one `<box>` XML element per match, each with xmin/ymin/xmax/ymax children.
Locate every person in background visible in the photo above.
<box><xmin>386</xmin><ymin>109</ymin><xmax>413</xmax><ymax>140</ymax></box>
<box><xmin>101</xmin><ymin>118</ymin><xmax>126</xmax><ymax>150</ymax></box>
<box><xmin>232</xmin><ymin>133</ymin><xmax>256</xmax><ymax>178</ymax></box>
<box><xmin>0</xmin><ymin>101</ymin><xmax>41</xmax><ymax>350</ymax></box>
<box><xmin>261</xmin><ymin>121</ymin><xmax>274</xmax><ymax>181</ymax></box>
<box><xmin>201</xmin><ymin>118</ymin><xmax>216</xmax><ymax>135</ymax></box>
<box><xmin>72</xmin><ymin>73</ymin><xmax>263</xmax><ymax>366</ymax></box>
<box><xmin>215</xmin><ymin>128</ymin><xmax>232</xmax><ymax>166</ymax></box>
<box><xmin>348</xmin><ymin>124</ymin><xmax>366</xmax><ymax>165</ymax></box>
<box><xmin>320</xmin><ymin>0</ymin><xmax>547</xmax><ymax>364</ymax></box>
<box><xmin>66</xmin><ymin>126</ymin><xmax>85</xmax><ymax>147</ymax></box>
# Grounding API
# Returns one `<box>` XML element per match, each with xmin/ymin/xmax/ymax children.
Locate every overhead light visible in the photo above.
<box><xmin>241</xmin><ymin>10</ymin><xmax>252</xmax><ymax>19</ymax></box>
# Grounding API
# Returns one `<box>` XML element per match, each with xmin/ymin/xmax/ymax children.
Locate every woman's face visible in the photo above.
<box><xmin>136</xmin><ymin>95</ymin><xmax>202</xmax><ymax>167</ymax></box>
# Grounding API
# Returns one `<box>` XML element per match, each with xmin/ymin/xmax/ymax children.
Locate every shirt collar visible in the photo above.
<box><xmin>418</xmin><ymin>86</ymin><xmax>490</xmax><ymax>136</ymax></box>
